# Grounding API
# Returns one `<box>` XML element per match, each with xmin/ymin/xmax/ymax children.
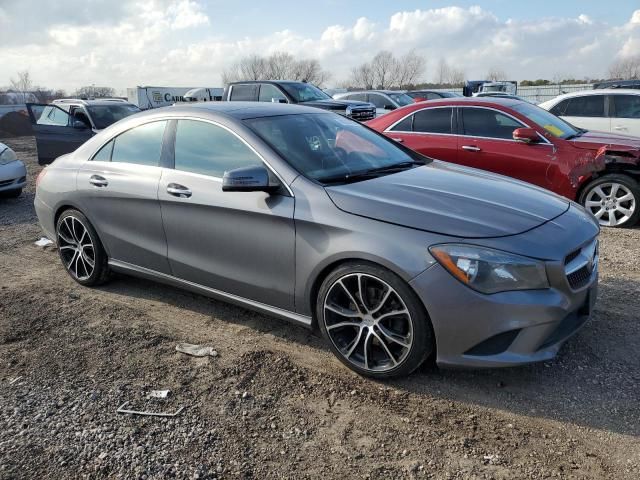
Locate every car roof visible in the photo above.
<box><xmin>52</xmin><ymin>98</ymin><xmax>134</xmax><ymax>106</ymax></box>
<box><xmin>409</xmin><ymin>97</ymin><xmax>524</xmax><ymax>108</ymax></box>
<box><xmin>169</xmin><ymin>101</ymin><xmax>328</xmax><ymax>119</ymax></box>
<box><xmin>546</xmin><ymin>88</ymin><xmax>640</xmax><ymax>102</ymax></box>
<box><xmin>227</xmin><ymin>80</ymin><xmax>306</xmax><ymax>86</ymax></box>
<box><xmin>341</xmin><ymin>90</ymin><xmax>406</xmax><ymax>95</ymax></box>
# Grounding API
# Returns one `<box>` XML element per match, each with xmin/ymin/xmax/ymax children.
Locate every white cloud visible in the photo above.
<box><xmin>1</xmin><ymin>3</ymin><xmax>640</xmax><ymax>92</ymax></box>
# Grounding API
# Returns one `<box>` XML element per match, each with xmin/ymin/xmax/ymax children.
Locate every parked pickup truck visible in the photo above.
<box><xmin>223</xmin><ymin>81</ymin><xmax>376</xmax><ymax>121</ymax></box>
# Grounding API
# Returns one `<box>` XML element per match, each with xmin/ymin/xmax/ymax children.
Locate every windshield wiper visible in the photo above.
<box><xmin>565</xmin><ymin>128</ymin><xmax>586</xmax><ymax>140</ymax></box>
<box><xmin>318</xmin><ymin>160</ymin><xmax>424</xmax><ymax>185</ymax></box>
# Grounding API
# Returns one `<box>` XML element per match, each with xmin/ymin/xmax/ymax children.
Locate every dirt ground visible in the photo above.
<box><xmin>0</xmin><ymin>136</ymin><xmax>639</xmax><ymax>479</ymax></box>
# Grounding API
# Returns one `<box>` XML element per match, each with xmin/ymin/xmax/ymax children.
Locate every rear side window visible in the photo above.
<box><xmin>368</xmin><ymin>94</ymin><xmax>389</xmax><ymax>108</ymax></box>
<box><xmin>111</xmin><ymin>121</ymin><xmax>167</xmax><ymax>166</ymax></box>
<box><xmin>549</xmin><ymin>99</ymin><xmax>569</xmax><ymax>116</ymax></box>
<box><xmin>92</xmin><ymin>140</ymin><xmax>114</xmax><ymax>161</ymax></box>
<box><xmin>612</xmin><ymin>95</ymin><xmax>640</xmax><ymax>119</ymax></box>
<box><xmin>389</xmin><ymin>115</ymin><xmax>414</xmax><ymax>132</ymax></box>
<box><xmin>413</xmin><ymin>108</ymin><xmax>453</xmax><ymax>134</ymax></box>
<box><xmin>462</xmin><ymin>108</ymin><xmax>524</xmax><ymax>139</ymax></box>
<box><xmin>229</xmin><ymin>84</ymin><xmax>258</xmax><ymax>101</ymax></box>
<box><xmin>347</xmin><ymin>93</ymin><xmax>367</xmax><ymax>102</ymax></box>
<box><xmin>564</xmin><ymin>96</ymin><xmax>605</xmax><ymax>117</ymax></box>
<box><xmin>174</xmin><ymin>120</ymin><xmax>263</xmax><ymax>178</ymax></box>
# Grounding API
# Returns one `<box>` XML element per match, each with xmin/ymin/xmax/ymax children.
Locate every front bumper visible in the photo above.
<box><xmin>410</xmin><ymin>243</ymin><xmax>598</xmax><ymax>368</ymax></box>
<box><xmin>0</xmin><ymin>160</ymin><xmax>27</xmax><ymax>192</ymax></box>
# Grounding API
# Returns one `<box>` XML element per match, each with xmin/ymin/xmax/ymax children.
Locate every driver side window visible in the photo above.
<box><xmin>174</xmin><ymin>120</ymin><xmax>264</xmax><ymax>178</ymax></box>
<box><xmin>462</xmin><ymin>108</ymin><xmax>525</xmax><ymax>140</ymax></box>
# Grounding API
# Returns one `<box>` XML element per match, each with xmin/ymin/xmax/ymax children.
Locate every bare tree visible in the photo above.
<box><xmin>395</xmin><ymin>50</ymin><xmax>426</xmax><ymax>88</ymax></box>
<box><xmin>447</xmin><ymin>67</ymin><xmax>465</xmax><ymax>86</ymax></box>
<box><xmin>74</xmin><ymin>86</ymin><xmax>116</xmax><ymax>98</ymax></box>
<box><xmin>350</xmin><ymin>50</ymin><xmax>426</xmax><ymax>89</ymax></box>
<box><xmin>609</xmin><ymin>55</ymin><xmax>640</xmax><ymax>80</ymax></box>
<box><xmin>221</xmin><ymin>52</ymin><xmax>331</xmax><ymax>86</ymax></box>
<box><xmin>435</xmin><ymin>58</ymin><xmax>450</xmax><ymax>85</ymax></box>
<box><xmin>486</xmin><ymin>67</ymin><xmax>508</xmax><ymax>81</ymax></box>
<box><xmin>9</xmin><ymin>70</ymin><xmax>33</xmax><ymax>103</ymax></box>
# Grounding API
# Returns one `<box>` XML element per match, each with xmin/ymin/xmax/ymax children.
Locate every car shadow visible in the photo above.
<box><xmin>97</xmin><ymin>272</ymin><xmax>639</xmax><ymax>438</ymax></box>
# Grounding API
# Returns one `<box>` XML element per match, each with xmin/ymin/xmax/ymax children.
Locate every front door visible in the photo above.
<box><xmin>76</xmin><ymin>120</ymin><xmax>171</xmax><ymax>274</ymax></box>
<box><xmin>457</xmin><ymin>107</ymin><xmax>554</xmax><ymax>190</ymax></box>
<box><xmin>159</xmin><ymin>119</ymin><xmax>296</xmax><ymax>310</ymax></box>
<box><xmin>26</xmin><ymin>104</ymin><xmax>94</xmax><ymax>164</ymax></box>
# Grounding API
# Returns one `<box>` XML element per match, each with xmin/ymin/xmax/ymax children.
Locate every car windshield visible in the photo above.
<box><xmin>511</xmin><ymin>102</ymin><xmax>580</xmax><ymax>139</ymax></box>
<box><xmin>245</xmin><ymin>113</ymin><xmax>427</xmax><ymax>184</ymax></box>
<box><xmin>388</xmin><ymin>92</ymin><xmax>414</xmax><ymax>106</ymax></box>
<box><xmin>86</xmin><ymin>104</ymin><xmax>141</xmax><ymax>129</ymax></box>
<box><xmin>279</xmin><ymin>83</ymin><xmax>331</xmax><ymax>102</ymax></box>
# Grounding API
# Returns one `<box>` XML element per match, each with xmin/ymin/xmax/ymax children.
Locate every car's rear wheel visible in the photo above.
<box><xmin>579</xmin><ymin>174</ymin><xmax>640</xmax><ymax>228</ymax></box>
<box><xmin>317</xmin><ymin>262</ymin><xmax>433</xmax><ymax>378</ymax></box>
<box><xmin>56</xmin><ymin>209</ymin><xmax>110</xmax><ymax>286</ymax></box>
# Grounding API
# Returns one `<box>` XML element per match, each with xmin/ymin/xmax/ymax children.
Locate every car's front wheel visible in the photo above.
<box><xmin>317</xmin><ymin>262</ymin><xmax>434</xmax><ymax>378</ymax></box>
<box><xmin>56</xmin><ymin>209</ymin><xmax>110</xmax><ymax>286</ymax></box>
<box><xmin>579</xmin><ymin>174</ymin><xmax>640</xmax><ymax>228</ymax></box>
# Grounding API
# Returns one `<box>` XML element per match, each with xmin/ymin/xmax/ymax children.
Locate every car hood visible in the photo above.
<box><xmin>569</xmin><ymin>130</ymin><xmax>640</xmax><ymax>151</ymax></box>
<box><xmin>325</xmin><ymin>161</ymin><xmax>570</xmax><ymax>238</ymax></box>
<box><xmin>300</xmin><ymin>99</ymin><xmax>373</xmax><ymax>110</ymax></box>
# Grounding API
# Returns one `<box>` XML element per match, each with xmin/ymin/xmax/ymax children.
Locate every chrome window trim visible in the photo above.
<box><xmin>384</xmin><ymin>105</ymin><xmax>553</xmax><ymax>145</ymax></box>
<box><xmin>109</xmin><ymin>259</ymin><xmax>312</xmax><ymax>327</ymax></box>
<box><xmin>88</xmin><ymin>116</ymin><xmax>294</xmax><ymax>197</ymax></box>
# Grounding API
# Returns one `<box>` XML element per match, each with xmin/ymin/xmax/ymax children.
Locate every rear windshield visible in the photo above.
<box><xmin>87</xmin><ymin>104</ymin><xmax>141</xmax><ymax>129</ymax></box>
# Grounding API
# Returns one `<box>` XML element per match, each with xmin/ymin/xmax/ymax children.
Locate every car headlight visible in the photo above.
<box><xmin>429</xmin><ymin>244</ymin><xmax>549</xmax><ymax>294</ymax></box>
<box><xmin>0</xmin><ymin>146</ymin><xmax>18</xmax><ymax>165</ymax></box>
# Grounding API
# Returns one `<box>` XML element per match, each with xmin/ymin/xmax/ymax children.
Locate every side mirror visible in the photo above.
<box><xmin>72</xmin><ymin>119</ymin><xmax>89</xmax><ymax>129</ymax></box>
<box><xmin>513</xmin><ymin>128</ymin><xmax>539</xmax><ymax>144</ymax></box>
<box><xmin>383</xmin><ymin>104</ymin><xmax>396</xmax><ymax>111</ymax></box>
<box><xmin>222</xmin><ymin>165</ymin><xmax>279</xmax><ymax>193</ymax></box>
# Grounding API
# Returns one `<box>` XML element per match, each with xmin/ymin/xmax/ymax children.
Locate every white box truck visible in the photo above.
<box><xmin>127</xmin><ymin>86</ymin><xmax>223</xmax><ymax>109</ymax></box>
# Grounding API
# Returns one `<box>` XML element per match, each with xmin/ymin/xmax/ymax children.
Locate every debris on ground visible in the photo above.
<box><xmin>34</xmin><ymin>237</ymin><xmax>54</xmax><ymax>248</ymax></box>
<box><xmin>147</xmin><ymin>389</ymin><xmax>170</xmax><ymax>399</ymax></box>
<box><xmin>175</xmin><ymin>342</ymin><xmax>218</xmax><ymax>357</ymax></box>
<box><xmin>116</xmin><ymin>401</ymin><xmax>184</xmax><ymax>417</ymax></box>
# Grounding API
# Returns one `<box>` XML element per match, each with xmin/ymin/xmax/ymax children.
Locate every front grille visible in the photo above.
<box><xmin>564</xmin><ymin>238</ymin><xmax>598</xmax><ymax>290</ymax></box>
<box><xmin>348</xmin><ymin>108</ymin><xmax>376</xmax><ymax>121</ymax></box>
<box><xmin>567</xmin><ymin>266</ymin><xmax>591</xmax><ymax>289</ymax></box>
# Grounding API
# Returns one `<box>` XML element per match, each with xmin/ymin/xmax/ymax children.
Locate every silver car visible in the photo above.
<box><xmin>34</xmin><ymin>103</ymin><xmax>599</xmax><ymax>378</ymax></box>
<box><xmin>0</xmin><ymin>142</ymin><xmax>27</xmax><ymax>197</ymax></box>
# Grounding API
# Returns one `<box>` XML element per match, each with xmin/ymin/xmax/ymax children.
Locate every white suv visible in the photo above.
<box><xmin>539</xmin><ymin>89</ymin><xmax>640</xmax><ymax>137</ymax></box>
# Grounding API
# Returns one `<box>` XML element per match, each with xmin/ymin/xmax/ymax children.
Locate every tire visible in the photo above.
<box><xmin>0</xmin><ymin>188</ymin><xmax>21</xmax><ymax>198</ymax></box>
<box><xmin>579</xmin><ymin>174</ymin><xmax>640</xmax><ymax>228</ymax></box>
<box><xmin>316</xmin><ymin>262</ymin><xmax>434</xmax><ymax>378</ymax></box>
<box><xmin>55</xmin><ymin>209</ymin><xmax>110</xmax><ymax>286</ymax></box>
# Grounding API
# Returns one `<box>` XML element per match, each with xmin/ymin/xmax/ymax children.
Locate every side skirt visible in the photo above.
<box><xmin>108</xmin><ymin>259</ymin><xmax>313</xmax><ymax>328</ymax></box>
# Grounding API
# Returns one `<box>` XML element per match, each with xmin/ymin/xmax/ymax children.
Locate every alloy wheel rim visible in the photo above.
<box><xmin>57</xmin><ymin>216</ymin><xmax>95</xmax><ymax>281</ymax></box>
<box><xmin>584</xmin><ymin>182</ymin><xmax>636</xmax><ymax>227</ymax></box>
<box><xmin>323</xmin><ymin>273</ymin><xmax>413</xmax><ymax>372</ymax></box>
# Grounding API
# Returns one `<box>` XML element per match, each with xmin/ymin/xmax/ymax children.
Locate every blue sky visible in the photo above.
<box><xmin>1</xmin><ymin>1</ymin><xmax>639</xmax><ymax>90</ymax></box>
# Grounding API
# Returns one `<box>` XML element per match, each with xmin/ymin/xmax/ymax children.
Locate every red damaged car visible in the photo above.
<box><xmin>367</xmin><ymin>98</ymin><xmax>640</xmax><ymax>227</ymax></box>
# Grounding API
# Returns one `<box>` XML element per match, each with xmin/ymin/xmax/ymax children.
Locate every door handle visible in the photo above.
<box><xmin>391</xmin><ymin>138</ymin><xmax>404</xmax><ymax>143</ymax></box>
<box><xmin>89</xmin><ymin>175</ymin><xmax>108</xmax><ymax>187</ymax></box>
<box><xmin>461</xmin><ymin>145</ymin><xmax>481</xmax><ymax>152</ymax></box>
<box><xmin>613</xmin><ymin>126</ymin><xmax>627</xmax><ymax>131</ymax></box>
<box><xmin>167</xmin><ymin>183</ymin><xmax>192</xmax><ymax>198</ymax></box>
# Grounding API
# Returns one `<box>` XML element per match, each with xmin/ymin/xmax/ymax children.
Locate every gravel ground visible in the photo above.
<box><xmin>0</xmin><ymin>136</ymin><xmax>639</xmax><ymax>479</ymax></box>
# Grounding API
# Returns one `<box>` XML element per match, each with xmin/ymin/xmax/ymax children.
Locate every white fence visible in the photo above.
<box><xmin>433</xmin><ymin>83</ymin><xmax>594</xmax><ymax>104</ymax></box>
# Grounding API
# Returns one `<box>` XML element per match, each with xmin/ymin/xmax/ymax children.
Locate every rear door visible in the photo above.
<box><xmin>610</xmin><ymin>94</ymin><xmax>640</xmax><ymax>137</ymax></box>
<box><xmin>457</xmin><ymin>107</ymin><xmax>554</xmax><ymax>189</ymax></box>
<box><xmin>385</xmin><ymin>106</ymin><xmax>458</xmax><ymax>162</ymax></box>
<box><xmin>26</xmin><ymin>103</ymin><xmax>94</xmax><ymax>164</ymax></box>
<box><xmin>76</xmin><ymin>120</ymin><xmax>171</xmax><ymax>274</ymax></box>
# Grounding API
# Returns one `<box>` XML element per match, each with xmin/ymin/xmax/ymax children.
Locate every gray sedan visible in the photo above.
<box><xmin>34</xmin><ymin>103</ymin><xmax>599</xmax><ymax>378</ymax></box>
<box><xmin>0</xmin><ymin>142</ymin><xmax>27</xmax><ymax>197</ymax></box>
